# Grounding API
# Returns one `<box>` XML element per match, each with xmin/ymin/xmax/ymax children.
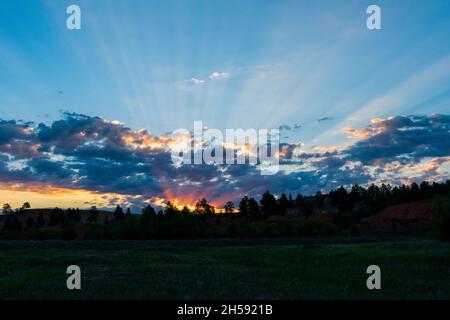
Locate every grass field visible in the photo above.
<box><xmin>0</xmin><ymin>238</ymin><xmax>449</xmax><ymax>300</ymax></box>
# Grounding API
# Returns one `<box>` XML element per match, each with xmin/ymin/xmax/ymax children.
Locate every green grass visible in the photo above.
<box><xmin>0</xmin><ymin>239</ymin><xmax>449</xmax><ymax>299</ymax></box>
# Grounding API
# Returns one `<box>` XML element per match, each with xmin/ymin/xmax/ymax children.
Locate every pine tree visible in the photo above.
<box><xmin>114</xmin><ymin>205</ymin><xmax>125</xmax><ymax>220</ymax></box>
<box><xmin>278</xmin><ymin>193</ymin><xmax>289</xmax><ymax>215</ymax></box>
<box><xmin>260</xmin><ymin>191</ymin><xmax>278</xmax><ymax>217</ymax></box>
<box><xmin>239</xmin><ymin>196</ymin><xmax>249</xmax><ymax>215</ymax></box>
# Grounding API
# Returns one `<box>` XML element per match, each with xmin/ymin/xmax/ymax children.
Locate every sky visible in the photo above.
<box><xmin>0</xmin><ymin>0</ymin><xmax>450</xmax><ymax>211</ymax></box>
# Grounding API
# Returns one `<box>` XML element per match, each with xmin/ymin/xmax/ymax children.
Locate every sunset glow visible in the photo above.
<box><xmin>0</xmin><ymin>1</ymin><xmax>449</xmax><ymax>212</ymax></box>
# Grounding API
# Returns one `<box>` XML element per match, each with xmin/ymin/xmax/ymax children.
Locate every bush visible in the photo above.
<box><xmin>262</xmin><ymin>223</ymin><xmax>280</xmax><ymax>238</ymax></box>
<box><xmin>62</xmin><ymin>223</ymin><xmax>77</xmax><ymax>240</ymax></box>
<box><xmin>431</xmin><ymin>194</ymin><xmax>450</xmax><ymax>241</ymax></box>
<box><xmin>210</xmin><ymin>226</ymin><xmax>228</xmax><ymax>238</ymax></box>
<box><xmin>30</xmin><ymin>229</ymin><xmax>62</xmax><ymax>240</ymax></box>
<box><xmin>102</xmin><ymin>223</ymin><xmax>123</xmax><ymax>239</ymax></box>
<box><xmin>121</xmin><ymin>217</ymin><xmax>143</xmax><ymax>239</ymax></box>
<box><xmin>84</xmin><ymin>223</ymin><xmax>103</xmax><ymax>240</ymax></box>
<box><xmin>279</xmin><ymin>221</ymin><xmax>298</xmax><ymax>238</ymax></box>
<box><xmin>293</xmin><ymin>220</ymin><xmax>338</xmax><ymax>237</ymax></box>
<box><xmin>295</xmin><ymin>221</ymin><xmax>319</xmax><ymax>237</ymax></box>
<box><xmin>240</xmin><ymin>222</ymin><xmax>281</xmax><ymax>238</ymax></box>
<box><xmin>248</xmin><ymin>222</ymin><xmax>265</xmax><ymax>238</ymax></box>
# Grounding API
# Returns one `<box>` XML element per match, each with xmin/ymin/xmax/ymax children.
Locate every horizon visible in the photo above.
<box><xmin>1</xmin><ymin>1</ymin><xmax>450</xmax><ymax>210</ymax></box>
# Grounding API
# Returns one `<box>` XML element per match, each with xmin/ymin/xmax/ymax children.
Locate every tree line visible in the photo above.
<box><xmin>1</xmin><ymin>180</ymin><xmax>450</xmax><ymax>240</ymax></box>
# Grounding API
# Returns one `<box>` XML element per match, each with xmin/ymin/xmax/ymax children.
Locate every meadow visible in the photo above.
<box><xmin>0</xmin><ymin>238</ymin><xmax>449</xmax><ymax>300</ymax></box>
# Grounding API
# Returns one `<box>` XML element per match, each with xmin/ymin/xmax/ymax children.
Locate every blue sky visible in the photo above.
<box><xmin>1</xmin><ymin>0</ymin><xmax>450</xmax><ymax>209</ymax></box>
<box><xmin>1</xmin><ymin>0</ymin><xmax>450</xmax><ymax>136</ymax></box>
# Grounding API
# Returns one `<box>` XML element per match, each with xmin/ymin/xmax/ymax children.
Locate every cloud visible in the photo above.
<box><xmin>209</xmin><ymin>72</ymin><xmax>229</xmax><ymax>80</ymax></box>
<box><xmin>317</xmin><ymin>117</ymin><xmax>335</xmax><ymax>123</ymax></box>
<box><xmin>278</xmin><ymin>123</ymin><xmax>301</xmax><ymax>132</ymax></box>
<box><xmin>343</xmin><ymin>114</ymin><xmax>450</xmax><ymax>165</ymax></box>
<box><xmin>278</xmin><ymin>125</ymin><xmax>292</xmax><ymax>131</ymax></box>
<box><xmin>0</xmin><ymin>113</ymin><xmax>449</xmax><ymax>208</ymax></box>
<box><xmin>190</xmin><ymin>78</ymin><xmax>205</xmax><ymax>85</ymax></box>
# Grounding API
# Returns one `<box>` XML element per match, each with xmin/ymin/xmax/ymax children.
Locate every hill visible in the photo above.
<box><xmin>360</xmin><ymin>200</ymin><xmax>432</xmax><ymax>234</ymax></box>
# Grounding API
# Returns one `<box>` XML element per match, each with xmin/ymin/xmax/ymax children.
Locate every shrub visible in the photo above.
<box><xmin>279</xmin><ymin>221</ymin><xmax>297</xmax><ymax>238</ymax></box>
<box><xmin>30</xmin><ymin>229</ymin><xmax>62</xmax><ymax>240</ymax></box>
<box><xmin>120</xmin><ymin>217</ymin><xmax>142</xmax><ymax>239</ymax></box>
<box><xmin>262</xmin><ymin>223</ymin><xmax>280</xmax><ymax>238</ymax></box>
<box><xmin>210</xmin><ymin>226</ymin><xmax>228</xmax><ymax>238</ymax></box>
<box><xmin>102</xmin><ymin>223</ymin><xmax>123</xmax><ymax>239</ymax></box>
<box><xmin>62</xmin><ymin>223</ymin><xmax>77</xmax><ymax>240</ymax></box>
<box><xmin>243</xmin><ymin>222</ymin><xmax>281</xmax><ymax>238</ymax></box>
<box><xmin>85</xmin><ymin>223</ymin><xmax>103</xmax><ymax>240</ymax></box>
<box><xmin>295</xmin><ymin>221</ymin><xmax>319</xmax><ymax>237</ymax></box>
<box><xmin>248</xmin><ymin>222</ymin><xmax>264</xmax><ymax>238</ymax></box>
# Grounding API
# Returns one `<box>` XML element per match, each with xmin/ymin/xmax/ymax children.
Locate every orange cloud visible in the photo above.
<box><xmin>343</xmin><ymin>116</ymin><xmax>391</xmax><ymax>139</ymax></box>
<box><xmin>0</xmin><ymin>185</ymin><xmax>130</xmax><ymax>210</ymax></box>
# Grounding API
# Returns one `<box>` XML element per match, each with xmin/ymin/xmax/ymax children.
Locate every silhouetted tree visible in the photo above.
<box><xmin>288</xmin><ymin>193</ymin><xmax>294</xmax><ymax>208</ymax></box>
<box><xmin>420</xmin><ymin>181</ymin><xmax>432</xmax><ymax>199</ymax></box>
<box><xmin>278</xmin><ymin>193</ymin><xmax>289</xmax><ymax>215</ymax></box>
<box><xmin>260</xmin><ymin>191</ymin><xmax>278</xmax><ymax>217</ymax></box>
<box><xmin>295</xmin><ymin>194</ymin><xmax>304</xmax><ymax>209</ymax></box>
<box><xmin>87</xmin><ymin>206</ymin><xmax>98</xmax><ymax>223</ymax></box>
<box><xmin>195</xmin><ymin>198</ymin><xmax>215</xmax><ymax>215</ymax></box>
<box><xmin>74</xmin><ymin>208</ymin><xmax>81</xmax><ymax>223</ymax></box>
<box><xmin>239</xmin><ymin>196</ymin><xmax>249</xmax><ymax>215</ymax></box>
<box><xmin>49</xmin><ymin>208</ymin><xmax>65</xmax><ymax>226</ymax></box>
<box><xmin>2</xmin><ymin>203</ymin><xmax>12</xmax><ymax>214</ymax></box>
<box><xmin>329</xmin><ymin>186</ymin><xmax>352</xmax><ymax>213</ymax></box>
<box><xmin>181</xmin><ymin>206</ymin><xmax>191</xmax><ymax>215</ymax></box>
<box><xmin>3</xmin><ymin>214</ymin><xmax>22</xmax><ymax>231</ymax></box>
<box><xmin>248</xmin><ymin>198</ymin><xmax>260</xmax><ymax>219</ymax></box>
<box><xmin>114</xmin><ymin>205</ymin><xmax>125</xmax><ymax>220</ymax></box>
<box><xmin>350</xmin><ymin>184</ymin><xmax>363</xmax><ymax>202</ymax></box>
<box><xmin>21</xmin><ymin>202</ymin><xmax>31</xmax><ymax>210</ymax></box>
<box><xmin>141</xmin><ymin>204</ymin><xmax>156</xmax><ymax>225</ymax></box>
<box><xmin>164</xmin><ymin>202</ymin><xmax>178</xmax><ymax>217</ymax></box>
<box><xmin>142</xmin><ymin>205</ymin><xmax>156</xmax><ymax>216</ymax></box>
<box><xmin>224</xmin><ymin>201</ymin><xmax>235</xmax><ymax>214</ymax></box>
<box><xmin>314</xmin><ymin>191</ymin><xmax>325</xmax><ymax>209</ymax></box>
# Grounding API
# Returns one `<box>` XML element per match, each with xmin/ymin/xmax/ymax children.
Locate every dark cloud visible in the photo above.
<box><xmin>317</xmin><ymin>117</ymin><xmax>335</xmax><ymax>122</ymax></box>
<box><xmin>278</xmin><ymin>125</ymin><xmax>292</xmax><ymax>131</ymax></box>
<box><xmin>345</xmin><ymin>114</ymin><xmax>450</xmax><ymax>164</ymax></box>
<box><xmin>278</xmin><ymin>123</ymin><xmax>301</xmax><ymax>131</ymax></box>
<box><xmin>0</xmin><ymin>113</ymin><xmax>449</xmax><ymax>207</ymax></box>
<box><xmin>0</xmin><ymin>120</ymin><xmax>35</xmax><ymax>144</ymax></box>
